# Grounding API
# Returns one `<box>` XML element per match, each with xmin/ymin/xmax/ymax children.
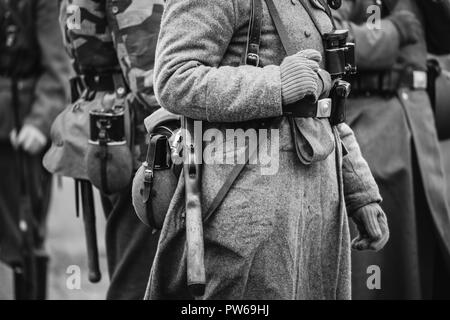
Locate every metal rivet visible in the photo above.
<box><xmin>291</xmin><ymin>0</ymin><xmax>297</xmax><ymax>4</ymax></box>
<box><xmin>112</xmin><ymin>6</ymin><xmax>119</xmax><ymax>14</ymax></box>
<box><xmin>304</xmin><ymin>30</ymin><xmax>311</xmax><ymax>37</ymax></box>
<box><xmin>117</xmin><ymin>87</ymin><xmax>125</xmax><ymax>96</ymax></box>
<box><xmin>402</xmin><ymin>92</ymin><xmax>409</xmax><ymax>100</ymax></box>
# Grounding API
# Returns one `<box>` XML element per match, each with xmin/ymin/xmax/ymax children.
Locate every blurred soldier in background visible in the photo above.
<box><xmin>0</xmin><ymin>0</ymin><xmax>69</xmax><ymax>299</ymax></box>
<box><xmin>335</xmin><ymin>0</ymin><xmax>450</xmax><ymax>299</ymax></box>
<box><xmin>57</xmin><ymin>0</ymin><xmax>164</xmax><ymax>299</ymax></box>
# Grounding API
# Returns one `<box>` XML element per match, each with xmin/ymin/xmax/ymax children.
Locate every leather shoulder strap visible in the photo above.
<box><xmin>243</xmin><ymin>0</ymin><xmax>263</xmax><ymax>66</ymax></box>
<box><xmin>203</xmin><ymin>120</ymin><xmax>278</xmax><ymax>223</ymax></box>
<box><xmin>264</xmin><ymin>0</ymin><xmax>297</xmax><ymax>55</ymax></box>
<box><xmin>204</xmin><ymin>1</ymin><xmax>276</xmax><ymax>222</ymax></box>
<box><xmin>203</xmin><ymin>146</ymin><xmax>258</xmax><ymax>222</ymax></box>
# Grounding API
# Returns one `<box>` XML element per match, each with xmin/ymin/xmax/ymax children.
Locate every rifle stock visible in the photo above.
<box><xmin>183</xmin><ymin>117</ymin><xmax>206</xmax><ymax>297</ymax></box>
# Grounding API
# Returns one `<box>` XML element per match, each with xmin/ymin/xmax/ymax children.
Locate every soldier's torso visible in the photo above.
<box><xmin>106</xmin><ymin>0</ymin><xmax>164</xmax><ymax>104</ymax></box>
<box><xmin>60</xmin><ymin>0</ymin><xmax>119</xmax><ymax>75</ymax></box>
<box><xmin>60</xmin><ymin>0</ymin><xmax>164</xmax><ymax>167</ymax></box>
<box><xmin>224</xmin><ymin>0</ymin><xmax>335</xmax><ymax>69</ymax></box>
<box><xmin>60</xmin><ymin>0</ymin><xmax>164</xmax><ymax>100</ymax></box>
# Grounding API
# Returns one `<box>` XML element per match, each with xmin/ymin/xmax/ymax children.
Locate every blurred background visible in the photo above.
<box><xmin>47</xmin><ymin>178</ymin><xmax>108</xmax><ymax>299</ymax></box>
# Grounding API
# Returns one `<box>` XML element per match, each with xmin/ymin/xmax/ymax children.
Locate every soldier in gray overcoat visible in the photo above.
<box><xmin>334</xmin><ymin>0</ymin><xmax>450</xmax><ymax>299</ymax></box>
<box><xmin>145</xmin><ymin>0</ymin><xmax>389</xmax><ymax>300</ymax></box>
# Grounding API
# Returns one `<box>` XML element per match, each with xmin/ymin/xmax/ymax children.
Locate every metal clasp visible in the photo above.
<box><xmin>315</xmin><ymin>98</ymin><xmax>332</xmax><ymax>118</ymax></box>
<box><xmin>246</xmin><ymin>53</ymin><xmax>260</xmax><ymax>67</ymax></box>
<box><xmin>413</xmin><ymin>71</ymin><xmax>427</xmax><ymax>90</ymax></box>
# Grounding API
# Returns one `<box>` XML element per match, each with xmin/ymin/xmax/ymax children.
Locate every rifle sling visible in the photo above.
<box><xmin>203</xmin><ymin>140</ymin><xmax>260</xmax><ymax>223</ymax></box>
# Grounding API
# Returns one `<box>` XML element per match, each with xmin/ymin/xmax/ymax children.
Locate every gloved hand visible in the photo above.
<box><xmin>10</xmin><ymin>124</ymin><xmax>48</xmax><ymax>155</ymax></box>
<box><xmin>351</xmin><ymin>203</ymin><xmax>389</xmax><ymax>251</ymax></box>
<box><xmin>280</xmin><ymin>49</ymin><xmax>331</xmax><ymax>105</ymax></box>
<box><xmin>387</xmin><ymin>10</ymin><xmax>422</xmax><ymax>47</ymax></box>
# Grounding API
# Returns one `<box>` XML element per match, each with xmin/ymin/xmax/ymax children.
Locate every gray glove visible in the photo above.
<box><xmin>351</xmin><ymin>203</ymin><xmax>390</xmax><ymax>252</ymax></box>
<box><xmin>280</xmin><ymin>49</ymin><xmax>331</xmax><ymax>104</ymax></box>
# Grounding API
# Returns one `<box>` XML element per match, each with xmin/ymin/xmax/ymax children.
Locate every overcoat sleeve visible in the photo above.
<box><xmin>24</xmin><ymin>0</ymin><xmax>70</xmax><ymax>137</ymax></box>
<box><xmin>153</xmin><ymin>0</ymin><xmax>283</xmax><ymax>122</ymax></box>
<box><xmin>338</xmin><ymin>123</ymin><xmax>382</xmax><ymax>214</ymax></box>
<box><xmin>333</xmin><ymin>0</ymin><xmax>401</xmax><ymax>71</ymax></box>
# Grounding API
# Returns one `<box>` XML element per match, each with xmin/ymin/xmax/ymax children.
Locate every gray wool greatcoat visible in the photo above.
<box><xmin>145</xmin><ymin>0</ymin><xmax>381</xmax><ymax>300</ymax></box>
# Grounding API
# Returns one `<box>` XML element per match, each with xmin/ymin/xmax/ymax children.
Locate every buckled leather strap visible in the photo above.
<box><xmin>245</xmin><ymin>0</ymin><xmax>264</xmax><ymax>66</ymax></box>
<box><xmin>143</xmin><ymin>134</ymin><xmax>166</xmax><ymax>228</ymax></box>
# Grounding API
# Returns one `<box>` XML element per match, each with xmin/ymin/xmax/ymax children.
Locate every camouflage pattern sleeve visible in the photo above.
<box><xmin>106</xmin><ymin>0</ymin><xmax>164</xmax><ymax>109</ymax></box>
<box><xmin>24</xmin><ymin>0</ymin><xmax>71</xmax><ymax>137</ymax></box>
<box><xmin>60</xmin><ymin>0</ymin><xmax>120</xmax><ymax>75</ymax></box>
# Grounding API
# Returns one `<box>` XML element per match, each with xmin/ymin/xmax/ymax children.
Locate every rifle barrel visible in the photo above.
<box><xmin>80</xmin><ymin>181</ymin><xmax>102</xmax><ymax>283</ymax></box>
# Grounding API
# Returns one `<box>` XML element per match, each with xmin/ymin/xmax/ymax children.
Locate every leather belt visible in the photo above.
<box><xmin>350</xmin><ymin>69</ymin><xmax>427</xmax><ymax>96</ymax></box>
<box><xmin>283</xmin><ymin>98</ymin><xmax>332</xmax><ymax>118</ymax></box>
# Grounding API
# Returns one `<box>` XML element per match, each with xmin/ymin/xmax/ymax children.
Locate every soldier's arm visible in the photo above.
<box><xmin>333</xmin><ymin>1</ymin><xmax>401</xmax><ymax>70</ymax></box>
<box><xmin>337</xmin><ymin>123</ymin><xmax>382</xmax><ymax>214</ymax></box>
<box><xmin>110</xmin><ymin>0</ymin><xmax>165</xmax><ymax>109</ymax></box>
<box><xmin>24</xmin><ymin>0</ymin><xmax>71</xmax><ymax>137</ymax></box>
<box><xmin>153</xmin><ymin>0</ymin><xmax>282</xmax><ymax>122</ymax></box>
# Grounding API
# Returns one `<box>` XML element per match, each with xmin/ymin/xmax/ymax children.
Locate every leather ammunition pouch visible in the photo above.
<box><xmin>283</xmin><ymin>80</ymin><xmax>350</xmax><ymax>125</ymax></box>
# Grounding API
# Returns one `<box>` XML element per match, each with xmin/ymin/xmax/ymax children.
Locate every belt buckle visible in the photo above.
<box><xmin>413</xmin><ymin>71</ymin><xmax>427</xmax><ymax>90</ymax></box>
<box><xmin>246</xmin><ymin>53</ymin><xmax>260</xmax><ymax>67</ymax></box>
<box><xmin>315</xmin><ymin>98</ymin><xmax>332</xmax><ymax>118</ymax></box>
